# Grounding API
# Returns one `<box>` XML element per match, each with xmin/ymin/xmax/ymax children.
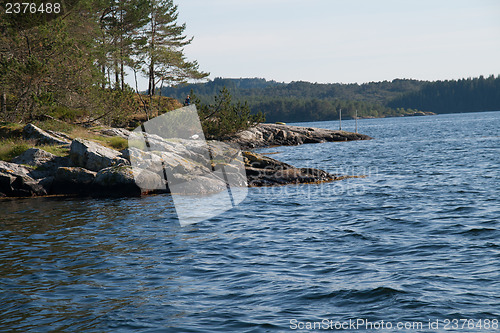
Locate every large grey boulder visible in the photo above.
<box><xmin>22</xmin><ymin>123</ymin><xmax>71</xmax><ymax>146</ymax></box>
<box><xmin>126</xmin><ymin>147</ymin><xmax>211</xmax><ymax>177</ymax></box>
<box><xmin>128</xmin><ymin>131</ymin><xmax>202</xmax><ymax>162</ymax></box>
<box><xmin>51</xmin><ymin>167</ymin><xmax>96</xmax><ymax>194</ymax></box>
<box><xmin>93</xmin><ymin>165</ymin><xmax>164</xmax><ymax>197</ymax></box>
<box><xmin>12</xmin><ymin>147</ymin><xmax>57</xmax><ymax>167</ymax></box>
<box><xmin>70</xmin><ymin>138</ymin><xmax>129</xmax><ymax>172</ymax></box>
<box><xmin>56</xmin><ymin>167</ymin><xmax>96</xmax><ymax>184</ymax></box>
<box><xmin>168</xmin><ymin>173</ymin><xmax>228</xmax><ymax>195</ymax></box>
<box><xmin>0</xmin><ymin>160</ymin><xmax>33</xmax><ymax>177</ymax></box>
<box><xmin>11</xmin><ymin>147</ymin><xmax>71</xmax><ymax>179</ymax></box>
<box><xmin>0</xmin><ymin>161</ymin><xmax>47</xmax><ymax>196</ymax></box>
<box><xmin>242</xmin><ymin>151</ymin><xmax>336</xmax><ymax>187</ymax></box>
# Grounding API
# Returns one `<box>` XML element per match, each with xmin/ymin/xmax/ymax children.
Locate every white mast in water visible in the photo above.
<box><xmin>339</xmin><ymin>108</ymin><xmax>342</xmax><ymax>130</ymax></box>
<box><xmin>355</xmin><ymin>109</ymin><xmax>358</xmax><ymax>133</ymax></box>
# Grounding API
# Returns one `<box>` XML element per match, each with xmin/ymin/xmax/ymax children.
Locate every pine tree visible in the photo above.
<box><xmin>99</xmin><ymin>0</ymin><xmax>150</xmax><ymax>90</ymax></box>
<box><xmin>140</xmin><ymin>0</ymin><xmax>208</xmax><ymax>97</ymax></box>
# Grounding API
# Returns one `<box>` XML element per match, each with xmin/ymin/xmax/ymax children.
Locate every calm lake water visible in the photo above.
<box><xmin>1</xmin><ymin>111</ymin><xmax>499</xmax><ymax>332</ymax></box>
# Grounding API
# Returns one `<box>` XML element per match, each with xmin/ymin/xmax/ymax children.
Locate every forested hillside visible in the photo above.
<box><xmin>387</xmin><ymin>75</ymin><xmax>500</xmax><ymax>114</ymax></box>
<box><xmin>162</xmin><ymin>78</ymin><xmax>428</xmax><ymax>121</ymax></box>
<box><xmin>163</xmin><ymin>75</ymin><xmax>500</xmax><ymax>122</ymax></box>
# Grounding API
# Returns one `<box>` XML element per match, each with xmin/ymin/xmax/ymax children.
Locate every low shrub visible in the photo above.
<box><xmin>0</xmin><ymin>139</ymin><xmax>33</xmax><ymax>161</ymax></box>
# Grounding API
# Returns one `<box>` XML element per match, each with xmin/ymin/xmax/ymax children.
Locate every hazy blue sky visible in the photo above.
<box><xmin>169</xmin><ymin>0</ymin><xmax>500</xmax><ymax>84</ymax></box>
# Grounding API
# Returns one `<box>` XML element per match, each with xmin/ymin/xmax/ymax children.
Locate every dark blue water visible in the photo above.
<box><xmin>1</xmin><ymin>112</ymin><xmax>499</xmax><ymax>332</ymax></box>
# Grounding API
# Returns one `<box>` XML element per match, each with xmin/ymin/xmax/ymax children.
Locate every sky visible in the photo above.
<box><xmin>135</xmin><ymin>0</ymin><xmax>500</xmax><ymax>87</ymax></box>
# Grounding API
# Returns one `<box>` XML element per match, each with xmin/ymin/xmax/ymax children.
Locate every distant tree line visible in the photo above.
<box><xmin>387</xmin><ymin>75</ymin><xmax>500</xmax><ymax>114</ymax></box>
<box><xmin>163</xmin><ymin>75</ymin><xmax>500</xmax><ymax>122</ymax></box>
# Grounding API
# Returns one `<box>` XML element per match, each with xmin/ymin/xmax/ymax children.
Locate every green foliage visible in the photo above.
<box><xmin>162</xmin><ymin>77</ymin><xmax>426</xmax><ymax>105</ymax></box>
<box><xmin>46</xmin><ymin>106</ymin><xmax>85</xmax><ymax>122</ymax></box>
<box><xmin>0</xmin><ymin>137</ymin><xmax>69</xmax><ymax>162</ymax></box>
<box><xmin>194</xmin><ymin>88</ymin><xmax>265</xmax><ymax>139</ymax></box>
<box><xmin>0</xmin><ymin>139</ymin><xmax>32</xmax><ymax>161</ymax></box>
<box><xmin>0</xmin><ymin>122</ymin><xmax>24</xmax><ymax>138</ymax></box>
<box><xmin>0</xmin><ymin>0</ymin><xmax>208</xmax><ymax>124</ymax></box>
<box><xmin>108</xmin><ymin>136</ymin><xmax>128</xmax><ymax>150</ymax></box>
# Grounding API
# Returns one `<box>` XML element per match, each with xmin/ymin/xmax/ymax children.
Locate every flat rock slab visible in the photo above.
<box><xmin>23</xmin><ymin>124</ymin><xmax>71</xmax><ymax>146</ymax></box>
<box><xmin>12</xmin><ymin>148</ymin><xmax>57</xmax><ymax>167</ymax></box>
<box><xmin>93</xmin><ymin>165</ymin><xmax>164</xmax><ymax>197</ymax></box>
<box><xmin>242</xmin><ymin>151</ymin><xmax>337</xmax><ymax>187</ymax></box>
<box><xmin>70</xmin><ymin>138</ymin><xmax>129</xmax><ymax>172</ymax></box>
<box><xmin>0</xmin><ymin>161</ymin><xmax>46</xmax><ymax>197</ymax></box>
<box><xmin>228</xmin><ymin>123</ymin><xmax>372</xmax><ymax>148</ymax></box>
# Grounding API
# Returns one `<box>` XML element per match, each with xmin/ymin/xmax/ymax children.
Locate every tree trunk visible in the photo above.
<box><xmin>101</xmin><ymin>65</ymin><xmax>106</xmax><ymax>89</ymax></box>
<box><xmin>120</xmin><ymin>62</ymin><xmax>124</xmax><ymax>91</ymax></box>
<box><xmin>120</xmin><ymin>6</ymin><xmax>124</xmax><ymax>91</ymax></box>
<box><xmin>1</xmin><ymin>91</ymin><xmax>6</xmax><ymax>116</ymax></box>
<box><xmin>148</xmin><ymin>63</ymin><xmax>155</xmax><ymax>96</ymax></box>
<box><xmin>114</xmin><ymin>59</ymin><xmax>120</xmax><ymax>89</ymax></box>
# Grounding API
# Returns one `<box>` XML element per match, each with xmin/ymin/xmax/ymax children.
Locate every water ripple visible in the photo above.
<box><xmin>1</xmin><ymin>112</ymin><xmax>500</xmax><ymax>331</ymax></box>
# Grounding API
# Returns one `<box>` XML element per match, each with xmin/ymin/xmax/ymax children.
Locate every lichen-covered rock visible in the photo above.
<box><xmin>228</xmin><ymin>123</ymin><xmax>372</xmax><ymax>148</ymax></box>
<box><xmin>242</xmin><ymin>151</ymin><xmax>336</xmax><ymax>187</ymax></box>
<box><xmin>134</xmin><ymin>168</ymin><xmax>165</xmax><ymax>192</ymax></box>
<box><xmin>22</xmin><ymin>124</ymin><xmax>71</xmax><ymax>146</ymax></box>
<box><xmin>94</xmin><ymin>165</ymin><xmax>135</xmax><ymax>187</ymax></box>
<box><xmin>242</xmin><ymin>151</ymin><xmax>293</xmax><ymax>170</ymax></box>
<box><xmin>93</xmin><ymin>165</ymin><xmax>164</xmax><ymax>197</ymax></box>
<box><xmin>55</xmin><ymin>167</ymin><xmax>96</xmax><ymax>184</ymax></box>
<box><xmin>50</xmin><ymin>167</ymin><xmax>96</xmax><ymax>195</ymax></box>
<box><xmin>12</xmin><ymin>148</ymin><xmax>57</xmax><ymax>167</ymax></box>
<box><xmin>70</xmin><ymin>138</ymin><xmax>129</xmax><ymax>172</ymax></box>
<box><xmin>126</xmin><ymin>147</ymin><xmax>210</xmax><ymax>177</ymax></box>
<box><xmin>0</xmin><ymin>161</ymin><xmax>46</xmax><ymax>196</ymax></box>
<box><xmin>11</xmin><ymin>148</ymin><xmax>72</xmax><ymax>179</ymax></box>
<box><xmin>168</xmin><ymin>173</ymin><xmax>227</xmax><ymax>195</ymax></box>
<box><xmin>0</xmin><ymin>160</ymin><xmax>33</xmax><ymax>177</ymax></box>
<box><xmin>12</xmin><ymin>148</ymin><xmax>71</xmax><ymax>179</ymax></box>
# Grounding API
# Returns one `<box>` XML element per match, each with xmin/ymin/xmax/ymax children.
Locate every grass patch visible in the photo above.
<box><xmin>0</xmin><ymin>137</ymin><xmax>70</xmax><ymax>162</ymax></box>
<box><xmin>39</xmin><ymin>144</ymin><xmax>69</xmax><ymax>157</ymax></box>
<box><xmin>0</xmin><ymin>138</ymin><xmax>34</xmax><ymax>161</ymax></box>
<box><xmin>0</xmin><ymin>122</ymin><xmax>24</xmax><ymax>139</ymax></box>
<box><xmin>90</xmin><ymin>135</ymin><xmax>128</xmax><ymax>151</ymax></box>
<box><xmin>1</xmin><ymin>119</ymin><xmax>133</xmax><ymax>158</ymax></box>
<box><xmin>107</xmin><ymin>136</ymin><xmax>128</xmax><ymax>150</ymax></box>
<box><xmin>34</xmin><ymin>119</ymin><xmax>81</xmax><ymax>135</ymax></box>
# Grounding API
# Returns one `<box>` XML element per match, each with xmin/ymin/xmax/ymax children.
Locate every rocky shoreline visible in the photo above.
<box><xmin>0</xmin><ymin>123</ymin><xmax>372</xmax><ymax>198</ymax></box>
<box><xmin>226</xmin><ymin>123</ymin><xmax>372</xmax><ymax>149</ymax></box>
